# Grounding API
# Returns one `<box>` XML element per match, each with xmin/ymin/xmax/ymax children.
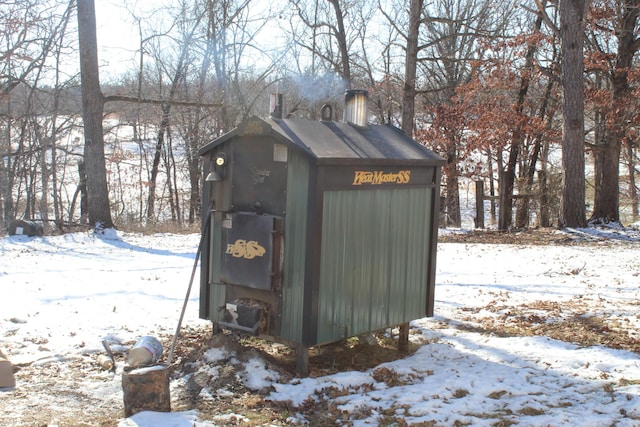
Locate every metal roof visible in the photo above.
<box><xmin>198</xmin><ymin>116</ymin><xmax>445</xmax><ymax>165</ymax></box>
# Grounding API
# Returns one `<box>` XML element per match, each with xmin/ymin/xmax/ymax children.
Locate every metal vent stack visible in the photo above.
<box><xmin>343</xmin><ymin>89</ymin><xmax>368</xmax><ymax>127</ymax></box>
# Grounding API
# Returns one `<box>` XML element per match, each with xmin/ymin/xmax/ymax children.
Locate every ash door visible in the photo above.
<box><xmin>220</xmin><ymin>212</ymin><xmax>282</xmax><ymax>290</ymax></box>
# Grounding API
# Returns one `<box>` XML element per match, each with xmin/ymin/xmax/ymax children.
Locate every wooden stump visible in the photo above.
<box><xmin>122</xmin><ymin>365</ymin><xmax>171</xmax><ymax>417</ymax></box>
<box><xmin>0</xmin><ymin>357</ymin><xmax>15</xmax><ymax>388</ymax></box>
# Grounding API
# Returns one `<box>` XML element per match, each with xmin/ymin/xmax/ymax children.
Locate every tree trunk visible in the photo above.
<box><xmin>79</xmin><ymin>160</ymin><xmax>88</xmax><ymax>222</ymax></box>
<box><xmin>1</xmin><ymin>113</ymin><xmax>14</xmax><ymax>226</ymax></box>
<box><xmin>498</xmin><ymin>8</ymin><xmax>544</xmax><ymax>230</ymax></box>
<box><xmin>589</xmin><ymin>0</ymin><xmax>639</xmax><ymax>224</ymax></box>
<box><xmin>591</xmin><ymin>135</ymin><xmax>621</xmax><ymax>223</ymax></box>
<box><xmin>69</xmin><ymin>161</ymin><xmax>87</xmax><ymax>225</ymax></box>
<box><xmin>495</xmin><ymin>147</ymin><xmax>504</xmax><ymax>223</ymax></box>
<box><xmin>50</xmin><ymin>117</ymin><xmax>62</xmax><ymax>230</ymax></box>
<box><xmin>559</xmin><ymin>0</ymin><xmax>587</xmax><ymax>228</ymax></box>
<box><xmin>184</xmin><ymin>33</ymin><xmax>211</xmax><ymax>224</ymax></box>
<box><xmin>627</xmin><ymin>139</ymin><xmax>638</xmax><ymax>218</ymax></box>
<box><xmin>499</xmin><ymin>143</ymin><xmax>519</xmax><ymax>230</ymax></box>
<box><xmin>77</xmin><ymin>0</ymin><xmax>113</xmax><ymax>229</ymax></box>
<box><xmin>444</xmin><ymin>143</ymin><xmax>461</xmax><ymax>227</ymax></box>
<box><xmin>445</xmin><ymin>176</ymin><xmax>461</xmax><ymax>227</ymax></box>
<box><xmin>328</xmin><ymin>0</ymin><xmax>351</xmax><ymax>84</ymax></box>
<box><xmin>163</xmin><ymin>130</ymin><xmax>180</xmax><ymax>222</ymax></box>
<box><xmin>147</xmin><ymin>107</ymin><xmax>170</xmax><ymax>222</ymax></box>
<box><xmin>538</xmin><ymin>169</ymin><xmax>550</xmax><ymax>226</ymax></box>
<box><xmin>39</xmin><ymin>126</ymin><xmax>49</xmax><ymax>227</ymax></box>
<box><xmin>144</xmin><ymin>11</ymin><xmax>202</xmax><ymax>222</ymax></box>
<box><xmin>401</xmin><ymin>0</ymin><xmax>423</xmax><ymax>137</ymax></box>
<box><xmin>515</xmin><ymin>76</ymin><xmax>555</xmax><ymax>228</ymax></box>
<box><xmin>487</xmin><ymin>149</ymin><xmax>496</xmax><ymax>221</ymax></box>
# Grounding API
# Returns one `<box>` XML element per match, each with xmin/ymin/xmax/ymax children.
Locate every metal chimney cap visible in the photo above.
<box><xmin>343</xmin><ymin>89</ymin><xmax>369</xmax><ymax>127</ymax></box>
<box><xmin>345</xmin><ymin>89</ymin><xmax>369</xmax><ymax>98</ymax></box>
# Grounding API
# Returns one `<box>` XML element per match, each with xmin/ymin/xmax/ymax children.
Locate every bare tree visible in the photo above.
<box><xmin>287</xmin><ymin>0</ymin><xmax>373</xmax><ymax>89</ymax></box>
<box><xmin>499</xmin><ymin>3</ymin><xmax>548</xmax><ymax>230</ymax></box>
<box><xmin>514</xmin><ymin>75</ymin><xmax>560</xmax><ymax>228</ymax></box>
<box><xmin>587</xmin><ymin>0</ymin><xmax>640</xmax><ymax>224</ymax></box>
<box><xmin>401</xmin><ymin>0</ymin><xmax>423</xmax><ymax>137</ymax></box>
<box><xmin>77</xmin><ymin>0</ymin><xmax>113</xmax><ymax>228</ymax></box>
<box><xmin>408</xmin><ymin>0</ymin><xmax>514</xmax><ymax>227</ymax></box>
<box><xmin>558</xmin><ymin>0</ymin><xmax>588</xmax><ymax>228</ymax></box>
<box><xmin>111</xmin><ymin>0</ymin><xmax>268</xmax><ymax>223</ymax></box>
<box><xmin>1</xmin><ymin>0</ymin><xmax>80</xmax><ymax>230</ymax></box>
<box><xmin>177</xmin><ymin>0</ymin><xmax>249</xmax><ymax>222</ymax></box>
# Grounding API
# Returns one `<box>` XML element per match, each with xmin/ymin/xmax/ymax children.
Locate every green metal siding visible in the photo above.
<box><xmin>387</xmin><ymin>190</ymin><xmax>434</xmax><ymax>324</ymax></box>
<box><xmin>279</xmin><ymin>149</ymin><xmax>311</xmax><ymax>342</ymax></box>
<box><xmin>208</xmin><ymin>211</ymin><xmax>226</xmax><ymax>320</ymax></box>
<box><xmin>317</xmin><ymin>187</ymin><xmax>434</xmax><ymax>343</ymax></box>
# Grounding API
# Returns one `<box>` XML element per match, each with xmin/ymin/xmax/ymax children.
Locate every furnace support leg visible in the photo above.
<box><xmin>296</xmin><ymin>344</ymin><xmax>309</xmax><ymax>377</ymax></box>
<box><xmin>398</xmin><ymin>322</ymin><xmax>409</xmax><ymax>353</ymax></box>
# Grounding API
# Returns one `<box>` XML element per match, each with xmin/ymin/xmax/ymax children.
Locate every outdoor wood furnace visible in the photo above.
<box><xmin>198</xmin><ymin>91</ymin><xmax>445</xmax><ymax>374</ymax></box>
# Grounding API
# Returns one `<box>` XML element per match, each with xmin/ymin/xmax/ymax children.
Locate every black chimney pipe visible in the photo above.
<box><xmin>270</xmin><ymin>94</ymin><xmax>283</xmax><ymax>119</ymax></box>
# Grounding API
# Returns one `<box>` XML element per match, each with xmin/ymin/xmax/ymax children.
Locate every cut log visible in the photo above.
<box><xmin>0</xmin><ymin>357</ymin><xmax>15</xmax><ymax>388</ymax></box>
<box><xmin>121</xmin><ymin>365</ymin><xmax>170</xmax><ymax>416</ymax></box>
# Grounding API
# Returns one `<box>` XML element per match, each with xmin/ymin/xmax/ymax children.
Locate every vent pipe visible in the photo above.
<box><xmin>321</xmin><ymin>104</ymin><xmax>333</xmax><ymax>121</ymax></box>
<box><xmin>343</xmin><ymin>89</ymin><xmax>368</xmax><ymax>127</ymax></box>
<box><xmin>270</xmin><ymin>93</ymin><xmax>283</xmax><ymax>119</ymax></box>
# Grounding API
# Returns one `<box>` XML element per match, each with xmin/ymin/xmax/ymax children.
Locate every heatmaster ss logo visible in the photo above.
<box><xmin>352</xmin><ymin>170</ymin><xmax>411</xmax><ymax>186</ymax></box>
<box><xmin>226</xmin><ymin>239</ymin><xmax>266</xmax><ymax>259</ymax></box>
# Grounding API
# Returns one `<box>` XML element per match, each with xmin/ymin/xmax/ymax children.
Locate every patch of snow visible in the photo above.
<box><xmin>1</xmin><ymin>229</ymin><xmax>639</xmax><ymax>426</ymax></box>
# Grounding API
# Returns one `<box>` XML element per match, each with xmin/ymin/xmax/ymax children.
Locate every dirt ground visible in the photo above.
<box><xmin>438</xmin><ymin>226</ymin><xmax>602</xmax><ymax>245</ymax></box>
<box><xmin>2</xmin><ymin>228</ymin><xmax>639</xmax><ymax>426</ymax></box>
<box><xmin>167</xmin><ymin>229</ymin><xmax>640</xmax><ymax>425</ymax></box>
<box><xmin>169</xmin><ymin>327</ymin><xmax>425</xmax><ymax>426</ymax></box>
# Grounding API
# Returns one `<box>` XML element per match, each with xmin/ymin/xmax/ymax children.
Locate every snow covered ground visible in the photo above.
<box><xmin>1</xmin><ymin>226</ymin><xmax>639</xmax><ymax>426</ymax></box>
